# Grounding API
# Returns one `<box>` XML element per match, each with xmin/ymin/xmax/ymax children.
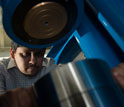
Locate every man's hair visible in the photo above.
<box><xmin>11</xmin><ymin>41</ymin><xmax>21</xmax><ymax>52</ymax></box>
<box><xmin>11</xmin><ymin>41</ymin><xmax>46</xmax><ymax>53</ymax></box>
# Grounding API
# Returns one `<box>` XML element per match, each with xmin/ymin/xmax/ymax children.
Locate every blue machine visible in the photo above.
<box><xmin>47</xmin><ymin>0</ymin><xmax>124</xmax><ymax>68</ymax></box>
<box><xmin>0</xmin><ymin>0</ymin><xmax>124</xmax><ymax>106</ymax></box>
<box><xmin>0</xmin><ymin>0</ymin><xmax>82</xmax><ymax>48</ymax></box>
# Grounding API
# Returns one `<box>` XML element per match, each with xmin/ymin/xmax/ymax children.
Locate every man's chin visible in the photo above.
<box><xmin>28</xmin><ymin>71</ymin><xmax>38</xmax><ymax>76</ymax></box>
<box><xmin>20</xmin><ymin>69</ymin><xmax>39</xmax><ymax>76</ymax></box>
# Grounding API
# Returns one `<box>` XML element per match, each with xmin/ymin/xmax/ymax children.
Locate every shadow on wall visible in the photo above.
<box><xmin>0</xmin><ymin>48</ymin><xmax>10</xmax><ymax>58</ymax></box>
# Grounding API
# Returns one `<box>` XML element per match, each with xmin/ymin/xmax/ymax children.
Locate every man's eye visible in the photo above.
<box><xmin>21</xmin><ymin>53</ymin><xmax>31</xmax><ymax>57</ymax></box>
<box><xmin>35</xmin><ymin>52</ymin><xmax>44</xmax><ymax>57</ymax></box>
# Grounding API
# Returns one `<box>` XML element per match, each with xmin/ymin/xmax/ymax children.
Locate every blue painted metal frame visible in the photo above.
<box><xmin>0</xmin><ymin>0</ymin><xmax>84</xmax><ymax>48</ymax></box>
<box><xmin>88</xmin><ymin>0</ymin><xmax>124</xmax><ymax>42</ymax></box>
<box><xmin>1</xmin><ymin>0</ymin><xmax>124</xmax><ymax>66</ymax></box>
<box><xmin>48</xmin><ymin>29</ymin><xmax>121</xmax><ymax>68</ymax></box>
<box><xmin>98</xmin><ymin>13</ymin><xmax>124</xmax><ymax>52</ymax></box>
<box><xmin>48</xmin><ymin>0</ymin><xmax>124</xmax><ymax>69</ymax></box>
<box><xmin>74</xmin><ymin>31</ymin><xmax>121</xmax><ymax>69</ymax></box>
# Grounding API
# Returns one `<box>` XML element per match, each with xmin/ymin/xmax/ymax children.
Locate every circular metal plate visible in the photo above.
<box><xmin>24</xmin><ymin>2</ymin><xmax>68</xmax><ymax>39</ymax></box>
<box><xmin>12</xmin><ymin>0</ymin><xmax>77</xmax><ymax>46</ymax></box>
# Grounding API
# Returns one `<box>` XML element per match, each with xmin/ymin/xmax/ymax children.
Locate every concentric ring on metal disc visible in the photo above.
<box><xmin>24</xmin><ymin>2</ymin><xmax>68</xmax><ymax>39</ymax></box>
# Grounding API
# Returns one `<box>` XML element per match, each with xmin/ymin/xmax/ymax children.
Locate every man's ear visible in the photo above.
<box><xmin>10</xmin><ymin>48</ymin><xmax>15</xmax><ymax>59</ymax></box>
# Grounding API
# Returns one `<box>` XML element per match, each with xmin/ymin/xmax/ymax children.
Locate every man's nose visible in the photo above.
<box><xmin>29</xmin><ymin>54</ymin><xmax>36</xmax><ymax>64</ymax></box>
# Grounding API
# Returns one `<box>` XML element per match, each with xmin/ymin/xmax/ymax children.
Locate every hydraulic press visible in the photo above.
<box><xmin>0</xmin><ymin>0</ymin><xmax>124</xmax><ymax>106</ymax></box>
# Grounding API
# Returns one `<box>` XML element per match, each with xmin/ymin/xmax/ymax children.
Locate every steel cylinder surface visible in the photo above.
<box><xmin>34</xmin><ymin>59</ymin><xmax>124</xmax><ymax>107</ymax></box>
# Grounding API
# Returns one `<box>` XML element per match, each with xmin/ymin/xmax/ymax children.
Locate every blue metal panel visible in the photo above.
<box><xmin>74</xmin><ymin>31</ymin><xmax>121</xmax><ymax>69</ymax></box>
<box><xmin>47</xmin><ymin>34</ymin><xmax>74</xmax><ymax>64</ymax></box>
<box><xmin>98</xmin><ymin>13</ymin><xmax>124</xmax><ymax>52</ymax></box>
<box><xmin>87</xmin><ymin>0</ymin><xmax>124</xmax><ymax>41</ymax></box>
<box><xmin>85</xmin><ymin>0</ymin><xmax>124</xmax><ymax>52</ymax></box>
<box><xmin>0</xmin><ymin>0</ymin><xmax>7</xmax><ymax>7</ymax></box>
<box><xmin>48</xmin><ymin>0</ymin><xmax>123</xmax><ymax>68</ymax></box>
<box><xmin>56</xmin><ymin>36</ymin><xmax>81</xmax><ymax>64</ymax></box>
<box><xmin>48</xmin><ymin>28</ymin><xmax>121</xmax><ymax>68</ymax></box>
<box><xmin>47</xmin><ymin>32</ymin><xmax>82</xmax><ymax>64</ymax></box>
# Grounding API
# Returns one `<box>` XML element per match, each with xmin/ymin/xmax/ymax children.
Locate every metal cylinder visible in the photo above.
<box><xmin>34</xmin><ymin>59</ymin><xmax>124</xmax><ymax>107</ymax></box>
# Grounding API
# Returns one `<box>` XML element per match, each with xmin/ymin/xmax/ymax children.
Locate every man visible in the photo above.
<box><xmin>0</xmin><ymin>41</ymin><xmax>55</xmax><ymax>94</ymax></box>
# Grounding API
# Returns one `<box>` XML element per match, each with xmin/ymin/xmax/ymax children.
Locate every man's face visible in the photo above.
<box><xmin>11</xmin><ymin>47</ymin><xmax>45</xmax><ymax>76</ymax></box>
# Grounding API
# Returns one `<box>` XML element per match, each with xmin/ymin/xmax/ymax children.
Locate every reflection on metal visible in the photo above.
<box><xmin>52</xmin><ymin>62</ymin><xmax>92</xmax><ymax>107</ymax></box>
<box><xmin>24</xmin><ymin>2</ymin><xmax>67</xmax><ymax>39</ymax></box>
<box><xmin>34</xmin><ymin>59</ymin><xmax>124</xmax><ymax>107</ymax></box>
